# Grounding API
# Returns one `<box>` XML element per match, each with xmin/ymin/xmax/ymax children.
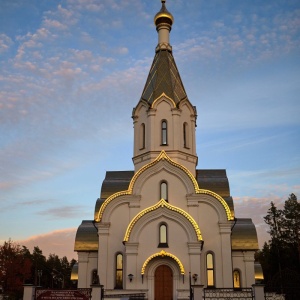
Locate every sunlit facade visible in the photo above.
<box><xmin>74</xmin><ymin>1</ymin><xmax>261</xmax><ymax>299</ymax></box>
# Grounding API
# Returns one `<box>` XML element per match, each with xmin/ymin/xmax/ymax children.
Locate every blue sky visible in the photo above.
<box><xmin>0</xmin><ymin>0</ymin><xmax>299</xmax><ymax>260</ymax></box>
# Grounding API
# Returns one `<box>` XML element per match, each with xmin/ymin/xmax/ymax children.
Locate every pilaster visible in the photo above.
<box><xmin>219</xmin><ymin>222</ymin><xmax>233</xmax><ymax>287</ymax></box>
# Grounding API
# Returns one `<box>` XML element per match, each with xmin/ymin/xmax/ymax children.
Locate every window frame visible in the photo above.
<box><xmin>139</xmin><ymin>123</ymin><xmax>145</xmax><ymax>150</ymax></box>
<box><xmin>206</xmin><ymin>252</ymin><xmax>215</xmax><ymax>287</ymax></box>
<box><xmin>161</xmin><ymin>120</ymin><xmax>168</xmax><ymax>145</ymax></box>
<box><xmin>233</xmin><ymin>269</ymin><xmax>241</xmax><ymax>289</ymax></box>
<box><xmin>183</xmin><ymin>122</ymin><xmax>189</xmax><ymax>148</ymax></box>
<box><xmin>160</xmin><ymin>181</ymin><xmax>168</xmax><ymax>202</ymax></box>
<box><xmin>115</xmin><ymin>253</ymin><xmax>123</xmax><ymax>289</ymax></box>
<box><xmin>158</xmin><ymin>223</ymin><xmax>168</xmax><ymax>248</ymax></box>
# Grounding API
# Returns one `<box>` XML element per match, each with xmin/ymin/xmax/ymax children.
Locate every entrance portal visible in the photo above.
<box><xmin>154</xmin><ymin>265</ymin><xmax>173</xmax><ymax>300</ymax></box>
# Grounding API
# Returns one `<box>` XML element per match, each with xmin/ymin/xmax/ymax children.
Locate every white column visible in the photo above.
<box><xmin>78</xmin><ymin>252</ymin><xmax>90</xmax><ymax>288</ymax></box>
<box><xmin>243</xmin><ymin>251</ymin><xmax>255</xmax><ymax>287</ymax></box>
<box><xmin>188</xmin><ymin>242</ymin><xmax>202</xmax><ymax>284</ymax></box>
<box><xmin>193</xmin><ymin>285</ymin><xmax>204</xmax><ymax>300</ymax></box>
<box><xmin>97</xmin><ymin>222</ymin><xmax>110</xmax><ymax>288</ymax></box>
<box><xmin>91</xmin><ymin>284</ymin><xmax>103</xmax><ymax>300</ymax></box>
<box><xmin>23</xmin><ymin>285</ymin><xmax>35</xmax><ymax>300</ymax></box>
<box><xmin>158</xmin><ymin>25</ymin><xmax>170</xmax><ymax>45</ymax></box>
<box><xmin>252</xmin><ymin>284</ymin><xmax>265</xmax><ymax>300</ymax></box>
<box><xmin>132</xmin><ymin>115</ymin><xmax>138</xmax><ymax>157</ymax></box>
<box><xmin>171</xmin><ymin>108</ymin><xmax>181</xmax><ymax>152</ymax></box>
<box><xmin>219</xmin><ymin>222</ymin><xmax>233</xmax><ymax>287</ymax></box>
<box><xmin>125</xmin><ymin>242</ymin><xmax>139</xmax><ymax>289</ymax></box>
<box><xmin>148</xmin><ymin>108</ymin><xmax>156</xmax><ymax>152</ymax></box>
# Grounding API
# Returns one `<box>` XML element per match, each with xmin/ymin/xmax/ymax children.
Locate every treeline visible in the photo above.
<box><xmin>256</xmin><ymin>193</ymin><xmax>300</xmax><ymax>293</ymax></box>
<box><xmin>0</xmin><ymin>240</ymin><xmax>77</xmax><ymax>299</ymax></box>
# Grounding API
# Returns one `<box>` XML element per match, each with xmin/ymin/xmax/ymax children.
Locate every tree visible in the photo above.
<box><xmin>258</xmin><ymin>194</ymin><xmax>300</xmax><ymax>297</ymax></box>
<box><xmin>0</xmin><ymin>240</ymin><xmax>32</xmax><ymax>299</ymax></box>
<box><xmin>282</xmin><ymin>194</ymin><xmax>300</xmax><ymax>244</ymax></box>
<box><xmin>31</xmin><ymin>246</ymin><xmax>46</xmax><ymax>286</ymax></box>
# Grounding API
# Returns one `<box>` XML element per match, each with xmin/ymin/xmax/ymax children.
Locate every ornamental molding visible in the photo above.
<box><xmin>123</xmin><ymin>198</ymin><xmax>202</xmax><ymax>242</ymax></box>
<box><xmin>95</xmin><ymin>150</ymin><xmax>234</xmax><ymax>222</ymax></box>
<box><xmin>141</xmin><ymin>250</ymin><xmax>185</xmax><ymax>275</ymax></box>
<box><xmin>151</xmin><ymin>92</ymin><xmax>176</xmax><ymax>109</ymax></box>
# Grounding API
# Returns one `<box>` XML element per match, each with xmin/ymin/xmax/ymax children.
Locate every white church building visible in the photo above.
<box><xmin>74</xmin><ymin>1</ymin><xmax>261</xmax><ymax>299</ymax></box>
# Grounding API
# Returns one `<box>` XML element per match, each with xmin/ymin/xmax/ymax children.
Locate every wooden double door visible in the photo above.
<box><xmin>154</xmin><ymin>265</ymin><xmax>173</xmax><ymax>300</ymax></box>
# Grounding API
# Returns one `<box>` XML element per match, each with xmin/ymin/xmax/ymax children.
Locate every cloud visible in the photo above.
<box><xmin>37</xmin><ymin>205</ymin><xmax>87</xmax><ymax>219</ymax></box>
<box><xmin>174</xmin><ymin>8</ymin><xmax>300</xmax><ymax>66</ymax></box>
<box><xmin>43</xmin><ymin>18</ymin><xmax>68</xmax><ymax>30</ymax></box>
<box><xmin>17</xmin><ymin>228</ymin><xmax>77</xmax><ymax>260</ymax></box>
<box><xmin>114</xmin><ymin>47</ymin><xmax>129</xmax><ymax>55</ymax></box>
<box><xmin>66</xmin><ymin>0</ymin><xmax>104</xmax><ymax>12</ymax></box>
<box><xmin>233</xmin><ymin>195</ymin><xmax>286</xmax><ymax>247</ymax></box>
<box><xmin>0</xmin><ymin>34</ymin><xmax>13</xmax><ymax>53</ymax></box>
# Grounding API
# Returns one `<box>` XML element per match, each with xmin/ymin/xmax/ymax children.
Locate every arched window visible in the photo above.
<box><xmin>158</xmin><ymin>223</ymin><xmax>168</xmax><ymax>247</ymax></box>
<box><xmin>160</xmin><ymin>181</ymin><xmax>168</xmax><ymax>202</ymax></box>
<box><xmin>139</xmin><ymin>123</ymin><xmax>145</xmax><ymax>149</ymax></box>
<box><xmin>161</xmin><ymin>120</ymin><xmax>168</xmax><ymax>145</ymax></box>
<box><xmin>233</xmin><ymin>269</ymin><xmax>241</xmax><ymax>288</ymax></box>
<box><xmin>206</xmin><ymin>253</ymin><xmax>215</xmax><ymax>287</ymax></box>
<box><xmin>115</xmin><ymin>253</ymin><xmax>123</xmax><ymax>289</ymax></box>
<box><xmin>183</xmin><ymin>122</ymin><xmax>189</xmax><ymax>148</ymax></box>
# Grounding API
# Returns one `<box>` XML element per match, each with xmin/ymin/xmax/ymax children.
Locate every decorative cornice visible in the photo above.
<box><xmin>141</xmin><ymin>250</ymin><xmax>184</xmax><ymax>275</ymax></box>
<box><xmin>123</xmin><ymin>198</ymin><xmax>202</xmax><ymax>242</ymax></box>
<box><xmin>151</xmin><ymin>92</ymin><xmax>176</xmax><ymax>109</ymax></box>
<box><xmin>95</xmin><ymin>151</ymin><xmax>234</xmax><ymax>222</ymax></box>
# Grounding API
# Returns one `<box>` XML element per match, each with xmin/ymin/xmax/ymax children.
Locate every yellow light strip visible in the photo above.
<box><xmin>151</xmin><ymin>93</ymin><xmax>176</xmax><ymax>108</ymax></box>
<box><xmin>196</xmin><ymin>189</ymin><xmax>234</xmax><ymax>220</ymax></box>
<box><xmin>96</xmin><ymin>151</ymin><xmax>234</xmax><ymax>221</ymax></box>
<box><xmin>141</xmin><ymin>250</ymin><xmax>184</xmax><ymax>275</ymax></box>
<box><xmin>123</xmin><ymin>198</ymin><xmax>202</xmax><ymax>242</ymax></box>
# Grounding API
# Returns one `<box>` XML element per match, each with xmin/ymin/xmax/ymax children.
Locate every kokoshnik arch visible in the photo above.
<box><xmin>74</xmin><ymin>1</ymin><xmax>262</xmax><ymax>298</ymax></box>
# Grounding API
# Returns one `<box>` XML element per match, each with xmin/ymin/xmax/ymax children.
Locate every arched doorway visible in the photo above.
<box><xmin>155</xmin><ymin>265</ymin><xmax>173</xmax><ymax>300</ymax></box>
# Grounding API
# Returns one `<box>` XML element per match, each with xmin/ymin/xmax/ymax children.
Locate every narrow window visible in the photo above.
<box><xmin>139</xmin><ymin>123</ymin><xmax>145</xmax><ymax>149</ymax></box>
<box><xmin>233</xmin><ymin>269</ymin><xmax>241</xmax><ymax>288</ymax></box>
<box><xmin>158</xmin><ymin>223</ymin><xmax>168</xmax><ymax>247</ymax></box>
<box><xmin>183</xmin><ymin>122</ymin><xmax>188</xmax><ymax>148</ymax></box>
<box><xmin>161</xmin><ymin>120</ymin><xmax>167</xmax><ymax>145</ymax></box>
<box><xmin>206</xmin><ymin>253</ymin><xmax>215</xmax><ymax>287</ymax></box>
<box><xmin>115</xmin><ymin>253</ymin><xmax>123</xmax><ymax>289</ymax></box>
<box><xmin>160</xmin><ymin>181</ymin><xmax>168</xmax><ymax>201</ymax></box>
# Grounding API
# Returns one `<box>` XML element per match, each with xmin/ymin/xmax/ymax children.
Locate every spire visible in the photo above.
<box><xmin>154</xmin><ymin>0</ymin><xmax>174</xmax><ymax>52</ymax></box>
<box><xmin>139</xmin><ymin>0</ymin><xmax>187</xmax><ymax>106</ymax></box>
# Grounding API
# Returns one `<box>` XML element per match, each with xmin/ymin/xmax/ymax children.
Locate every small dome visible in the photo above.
<box><xmin>154</xmin><ymin>0</ymin><xmax>174</xmax><ymax>27</ymax></box>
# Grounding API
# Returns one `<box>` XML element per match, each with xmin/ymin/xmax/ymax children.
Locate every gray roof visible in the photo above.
<box><xmin>74</xmin><ymin>220</ymin><xmax>98</xmax><ymax>252</ymax></box>
<box><xmin>139</xmin><ymin>50</ymin><xmax>188</xmax><ymax>106</ymax></box>
<box><xmin>100</xmin><ymin>171</ymin><xmax>134</xmax><ymax>199</ymax></box>
<box><xmin>196</xmin><ymin>169</ymin><xmax>235</xmax><ymax>216</ymax></box>
<box><xmin>231</xmin><ymin>218</ymin><xmax>259</xmax><ymax>250</ymax></box>
<box><xmin>94</xmin><ymin>171</ymin><xmax>134</xmax><ymax>219</ymax></box>
<box><xmin>71</xmin><ymin>263</ymin><xmax>78</xmax><ymax>280</ymax></box>
<box><xmin>196</xmin><ymin>169</ymin><xmax>230</xmax><ymax>197</ymax></box>
<box><xmin>94</xmin><ymin>169</ymin><xmax>235</xmax><ymax>218</ymax></box>
<box><xmin>255</xmin><ymin>262</ymin><xmax>264</xmax><ymax>282</ymax></box>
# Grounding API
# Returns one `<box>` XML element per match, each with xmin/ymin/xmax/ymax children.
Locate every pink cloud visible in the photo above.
<box><xmin>234</xmin><ymin>195</ymin><xmax>288</xmax><ymax>248</ymax></box>
<box><xmin>43</xmin><ymin>18</ymin><xmax>68</xmax><ymax>30</ymax></box>
<box><xmin>17</xmin><ymin>228</ymin><xmax>78</xmax><ymax>261</ymax></box>
<box><xmin>0</xmin><ymin>34</ymin><xmax>13</xmax><ymax>53</ymax></box>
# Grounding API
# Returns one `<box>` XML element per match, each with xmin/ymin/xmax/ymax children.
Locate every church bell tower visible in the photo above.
<box><xmin>132</xmin><ymin>0</ymin><xmax>198</xmax><ymax>176</ymax></box>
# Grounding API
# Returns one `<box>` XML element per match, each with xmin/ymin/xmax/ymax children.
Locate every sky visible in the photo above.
<box><xmin>0</xmin><ymin>0</ymin><xmax>299</xmax><ymax>261</ymax></box>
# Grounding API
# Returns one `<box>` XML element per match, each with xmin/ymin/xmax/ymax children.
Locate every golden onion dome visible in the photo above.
<box><xmin>154</xmin><ymin>0</ymin><xmax>174</xmax><ymax>27</ymax></box>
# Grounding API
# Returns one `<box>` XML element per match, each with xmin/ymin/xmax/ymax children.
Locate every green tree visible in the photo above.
<box><xmin>32</xmin><ymin>246</ymin><xmax>46</xmax><ymax>286</ymax></box>
<box><xmin>258</xmin><ymin>194</ymin><xmax>300</xmax><ymax>296</ymax></box>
